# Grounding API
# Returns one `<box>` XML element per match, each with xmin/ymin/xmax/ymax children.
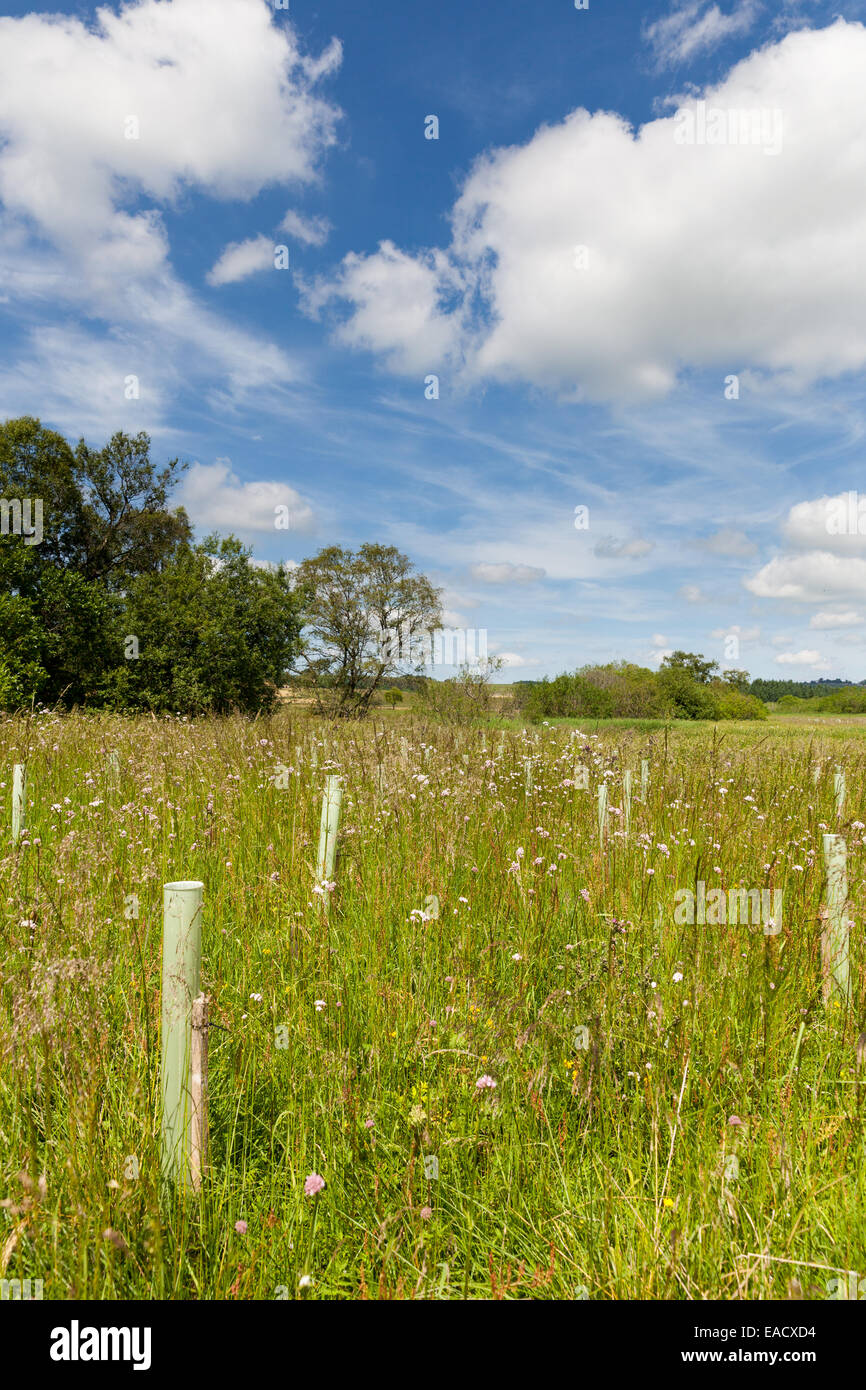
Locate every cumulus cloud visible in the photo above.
<box><xmin>746</xmin><ymin>493</ymin><xmax>866</xmax><ymax>601</ymax></box>
<box><xmin>775</xmin><ymin>649</ymin><xmax>828</xmax><ymax>667</ymax></box>
<box><xmin>809</xmin><ymin>610</ymin><xmax>863</xmax><ymax>628</ymax></box>
<box><xmin>280</xmin><ymin>209</ymin><xmax>331</xmax><ymax>246</ymax></box>
<box><xmin>207</xmin><ymin>235</ymin><xmax>275</xmax><ymax>287</ymax></box>
<box><xmin>644</xmin><ymin>1</ymin><xmax>758</xmax><ymax>70</ymax></box>
<box><xmin>307</xmin><ymin>22</ymin><xmax>866</xmax><ymax>403</ymax></box>
<box><xmin>593</xmin><ymin>536</ymin><xmax>655</xmax><ymax>559</ymax></box>
<box><xmin>746</xmin><ymin>552</ymin><xmax>866</xmax><ymax>601</ymax></box>
<box><xmin>178</xmin><ymin>459</ymin><xmax>315</xmax><ymax>534</ymax></box>
<box><xmin>470</xmin><ymin>562</ymin><xmax>546</xmax><ymax>583</ymax></box>
<box><xmin>300</xmin><ymin>240</ymin><xmax>461</xmax><ymax>374</ymax></box>
<box><xmin>0</xmin><ymin>0</ymin><xmax>341</xmax><ymax>423</ymax></box>
<box><xmin>781</xmin><ymin>493</ymin><xmax>866</xmax><ymax>555</ymax></box>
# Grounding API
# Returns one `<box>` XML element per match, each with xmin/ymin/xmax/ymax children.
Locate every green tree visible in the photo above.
<box><xmin>0</xmin><ymin>417</ymin><xmax>192</xmax><ymax>708</ymax></box>
<box><xmin>294</xmin><ymin>543</ymin><xmax>442</xmax><ymax>718</ymax></box>
<box><xmin>105</xmin><ymin>536</ymin><xmax>302</xmax><ymax>715</ymax></box>
<box><xmin>660</xmin><ymin>651</ymin><xmax>719</xmax><ymax>684</ymax></box>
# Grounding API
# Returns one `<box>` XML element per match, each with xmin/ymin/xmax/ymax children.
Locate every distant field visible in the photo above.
<box><xmin>2</xmin><ymin>711</ymin><xmax>864</xmax><ymax>1300</ymax></box>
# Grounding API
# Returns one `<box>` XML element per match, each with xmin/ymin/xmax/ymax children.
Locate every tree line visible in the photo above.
<box><xmin>0</xmin><ymin>418</ymin><xmax>441</xmax><ymax>716</ymax></box>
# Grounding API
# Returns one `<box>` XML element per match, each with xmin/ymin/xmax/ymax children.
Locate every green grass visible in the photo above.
<box><xmin>1</xmin><ymin>711</ymin><xmax>864</xmax><ymax>1300</ymax></box>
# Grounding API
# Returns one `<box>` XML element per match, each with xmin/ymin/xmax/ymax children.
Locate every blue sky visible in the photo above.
<box><xmin>2</xmin><ymin>0</ymin><xmax>866</xmax><ymax>679</ymax></box>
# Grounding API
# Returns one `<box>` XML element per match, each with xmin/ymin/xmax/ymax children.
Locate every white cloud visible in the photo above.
<box><xmin>470</xmin><ymin>562</ymin><xmax>546</xmax><ymax>583</ymax></box>
<box><xmin>680</xmin><ymin>584</ymin><xmax>707</xmax><ymax>602</ymax></box>
<box><xmin>644</xmin><ymin>1</ymin><xmax>758</xmax><ymax>70</ymax></box>
<box><xmin>495</xmin><ymin>651</ymin><xmax>530</xmax><ymax>668</ymax></box>
<box><xmin>711</xmin><ymin>623</ymin><xmax>760</xmax><ymax>640</ymax></box>
<box><xmin>280</xmin><ymin>209</ymin><xmax>331</xmax><ymax>246</ymax></box>
<box><xmin>301</xmin><ymin>240</ymin><xmax>461</xmax><ymax>374</ymax></box>
<box><xmin>781</xmin><ymin>493</ymin><xmax>866</xmax><ymax>555</ymax></box>
<box><xmin>702</xmin><ymin>527</ymin><xmax>757</xmax><ymax>557</ymax></box>
<box><xmin>746</xmin><ymin>551</ymin><xmax>866</xmax><ymax>601</ymax></box>
<box><xmin>809</xmin><ymin>610</ymin><xmax>863</xmax><ymax>628</ymax></box>
<box><xmin>775</xmin><ymin>649</ymin><xmax>828</xmax><ymax>668</ymax></box>
<box><xmin>310</xmin><ymin>22</ymin><xmax>866</xmax><ymax>403</ymax></box>
<box><xmin>178</xmin><ymin>460</ymin><xmax>315</xmax><ymax>534</ymax></box>
<box><xmin>593</xmin><ymin>536</ymin><xmax>655</xmax><ymax>559</ymax></box>
<box><xmin>0</xmin><ymin>0</ymin><xmax>341</xmax><ymax>422</ymax></box>
<box><xmin>207</xmin><ymin>236</ymin><xmax>275</xmax><ymax>287</ymax></box>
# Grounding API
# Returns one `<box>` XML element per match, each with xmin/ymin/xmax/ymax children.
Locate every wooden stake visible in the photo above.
<box><xmin>834</xmin><ymin>767</ymin><xmax>846</xmax><ymax>821</ymax></box>
<box><xmin>822</xmin><ymin>834</ymin><xmax>850</xmax><ymax>1007</ymax></box>
<box><xmin>189</xmin><ymin>993</ymin><xmax>210</xmax><ymax>1193</ymax></box>
<box><xmin>11</xmin><ymin>763</ymin><xmax>26</xmax><ymax>846</ymax></box>
<box><xmin>640</xmin><ymin>759</ymin><xmax>649</xmax><ymax>804</ymax></box>
<box><xmin>623</xmin><ymin>769</ymin><xmax>632</xmax><ymax>836</ymax></box>
<box><xmin>160</xmin><ymin>880</ymin><xmax>204</xmax><ymax>1184</ymax></box>
<box><xmin>524</xmin><ymin>757</ymin><xmax>533</xmax><ymax>796</ymax></box>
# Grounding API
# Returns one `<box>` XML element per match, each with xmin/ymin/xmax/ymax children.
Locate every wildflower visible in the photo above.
<box><xmin>580</xmin><ymin>889</ymin><xmax>590</xmax><ymax>902</ymax></box>
<box><xmin>512</xmin><ymin>952</ymin><xmax>522</xmax><ymax>961</ymax></box>
<box><xmin>298</xmin><ymin>1274</ymin><xmax>313</xmax><ymax>1288</ymax></box>
<box><xmin>408</xmin><ymin>1104</ymin><xmax>426</xmax><ymax>1125</ymax></box>
<box><xmin>314</xmin><ymin>999</ymin><xmax>326</xmax><ymax>1011</ymax></box>
<box><xmin>672</xmin><ymin>972</ymin><xmax>683</xmax><ymax>983</ymax></box>
<box><xmin>475</xmin><ymin>1074</ymin><xmax>497</xmax><ymax>1090</ymax></box>
<box><xmin>364</xmin><ymin>1118</ymin><xmax>374</xmax><ymax>1129</ymax></box>
<box><xmin>250</xmin><ymin>993</ymin><xmax>262</xmax><ymax>1003</ymax></box>
<box><xmin>234</xmin><ymin>1220</ymin><xmax>248</xmax><ymax>1234</ymax></box>
<box><xmin>304</xmin><ymin>1173</ymin><xmax>326</xmax><ymax>1197</ymax></box>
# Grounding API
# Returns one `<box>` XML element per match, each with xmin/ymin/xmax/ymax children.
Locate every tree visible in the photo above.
<box><xmin>0</xmin><ymin>417</ymin><xmax>192</xmax><ymax>707</ymax></box>
<box><xmin>660</xmin><ymin>651</ymin><xmax>719</xmax><ymax>684</ymax></box>
<box><xmin>294</xmin><ymin>543</ymin><xmax>442</xmax><ymax>717</ymax></box>
<box><xmin>104</xmin><ymin>536</ymin><xmax>302</xmax><ymax>715</ymax></box>
<box><xmin>721</xmin><ymin>668</ymin><xmax>750</xmax><ymax>691</ymax></box>
<box><xmin>418</xmin><ymin>657</ymin><xmax>504</xmax><ymax>724</ymax></box>
<box><xmin>383</xmin><ymin>688</ymin><xmax>403</xmax><ymax>708</ymax></box>
<box><xmin>0</xmin><ymin>417</ymin><xmax>190</xmax><ymax>590</ymax></box>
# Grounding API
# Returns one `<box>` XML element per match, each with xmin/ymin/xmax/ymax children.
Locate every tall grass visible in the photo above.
<box><xmin>1</xmin><ymin>711</ymin><xmax>864</xmax><ymax>1299</ymax></box>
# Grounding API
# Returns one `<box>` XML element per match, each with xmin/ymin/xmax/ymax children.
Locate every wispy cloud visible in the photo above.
<box><xmin>644</xmin><ymin>1</ymin><xmax>758</xmax><ymax>71</ymax></box>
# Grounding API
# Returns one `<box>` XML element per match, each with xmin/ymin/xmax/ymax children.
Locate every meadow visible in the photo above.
<box><xmin>1</xmin><ymin>709</ymin><xmax>864</xmax><ymax>1300</ymax></box>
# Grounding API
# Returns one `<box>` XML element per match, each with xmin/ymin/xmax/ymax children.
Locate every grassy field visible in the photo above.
<box><xmin>1</xmin><ymin>710</ymin><xmax>864</xmax><ymax>1300</ymax></box>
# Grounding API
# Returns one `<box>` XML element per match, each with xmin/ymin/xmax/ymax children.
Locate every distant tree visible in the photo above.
<box><xmin>721</xmin><ymin>668</ymin><xmax>751</xmax><ymax>691</ymax></box>
<box><xmin>294</xmin><ymin>543</ymin><xmax>442</xmax><ymax>718</ymax></box>
<box><xmin>419</xmin><ymin>657</ymin><xmax>504</xmax><ymax>724</ymax></box>
<box><xmin>383</xmin><ymin>687</ymin><xmax>403</xmax><ymax>708</ymax></box>
<box><xmin>660</xmin><ymin>651</ymin><xmax>719</xmax><ymax>684</ymax></box>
